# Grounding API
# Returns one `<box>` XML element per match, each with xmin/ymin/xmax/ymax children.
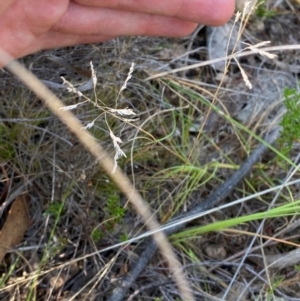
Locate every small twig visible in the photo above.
<box><xmin>108</xmin><ymin>127</ymin><xmax>280</xmax><ymax>301</ymax></box>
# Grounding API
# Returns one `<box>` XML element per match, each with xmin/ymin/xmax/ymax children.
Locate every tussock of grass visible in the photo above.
<box><xmin>2</xmin><ymin>1</ymin><xmax>300</xmax><ymax>300</ymax></box>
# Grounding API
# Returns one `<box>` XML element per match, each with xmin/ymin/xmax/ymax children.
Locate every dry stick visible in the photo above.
<box><xmin>108</xmin><ymin>127</ymin><xmax>280</xmax><ymax>301</ymax></box>
<box><xmin>0</xmin><ymin>49</ymin><xmax>194</xmax><ymax>301</ymax></box>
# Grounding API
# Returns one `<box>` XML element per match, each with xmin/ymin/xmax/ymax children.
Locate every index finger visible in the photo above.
<box><xmin>74</xmin><ymin>0</ymin><xmax>235</xmax><ymax>26</ymax></box>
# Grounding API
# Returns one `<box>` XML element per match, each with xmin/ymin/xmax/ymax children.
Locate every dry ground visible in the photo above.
<box><xmin>1</xmin><ymin>1</ymin><xmax>300</xmax><ymax>300</ymax></box>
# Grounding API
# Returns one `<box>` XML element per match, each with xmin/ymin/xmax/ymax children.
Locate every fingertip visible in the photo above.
<box><xmin>201</xmin><ymin>0</ymin><xmax>235</xmax><ymax>26</ymax></box>
<box><xmin>169</xmin><ymin>22</ymin><xmax>198</xmax><ymax>37</ymax></box>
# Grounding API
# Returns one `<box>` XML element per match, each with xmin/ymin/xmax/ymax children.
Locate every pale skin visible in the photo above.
<box><xmin>0</xmin><ymin>0</ymin><xmax>235</xmax><ymax>62</ymax></box>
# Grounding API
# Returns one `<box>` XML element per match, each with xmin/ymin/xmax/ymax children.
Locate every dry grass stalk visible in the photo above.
<box><xmin>117</xmin><ymin>62</ymin><xmax>135</xmax><ymax>103</ymax></box>
<box><xmin>234</xmin><ymin>57</ymin><xmax>252</xmax><ymax>89</ymax></box>
<box><xmin>243</xmin><ymin>41</ymin><xmax>278</xmax><ymax>59</ymax></box>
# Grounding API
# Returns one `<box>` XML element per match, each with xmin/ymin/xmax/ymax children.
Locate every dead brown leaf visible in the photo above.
<box><xmin>0</xmin><ymin>194</ymin><xmax>30</xmax><ymax>262</ymax></box>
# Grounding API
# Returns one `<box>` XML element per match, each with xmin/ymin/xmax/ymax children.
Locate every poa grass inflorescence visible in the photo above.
<box><xmin>59</xmin><ymin>62</ymin><xmax>137</xmax><ymax>173</ymax></box>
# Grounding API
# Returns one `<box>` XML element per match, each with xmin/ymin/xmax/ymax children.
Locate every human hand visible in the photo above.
<box><xmin>0</xmin><ymin>0</ymin><xmax>235</xmax><ymax>62</ymax></box>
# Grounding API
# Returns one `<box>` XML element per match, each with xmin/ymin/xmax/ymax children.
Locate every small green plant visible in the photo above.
<box><xmin>104</xmin><ymin>194</ymin><xmax>125</xmax><ymax>231</ymax></box>
<box><xmin>268</xmin><ymin>276</ymin><xmax>285</xmax><ymax>295</ymax></box>
<box><xmin>255</xmin><ymin>1</ymin><xmax>277</xmax><ymax>18</ymax></box>
<box><xmin>119</xmin><ymin>233</ymin><xmax>129</xmax><ymax>242</ymax></box>
<box><xmin>279</xmin><ymin>87</ymin><xmax>300</xmax><ymax>157</ymax></box>
<box><xmin>43</xmin><ymin>202</ymin><xmax>65</xmax><ymax>219</ymax></box>
<box><xmin>295</xmin><ymin>264</ymin><xmax>300</xmax><ymax>273</ymax></box>
<box><xmin>91</xmin><ymin>228</ymin><xmax>104</xmax><ymax>243</ymax></box>
<box><xmin>106</xmin><ymin>194</ymin><xmax>125</xmax><ymax>221</ymax></box>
